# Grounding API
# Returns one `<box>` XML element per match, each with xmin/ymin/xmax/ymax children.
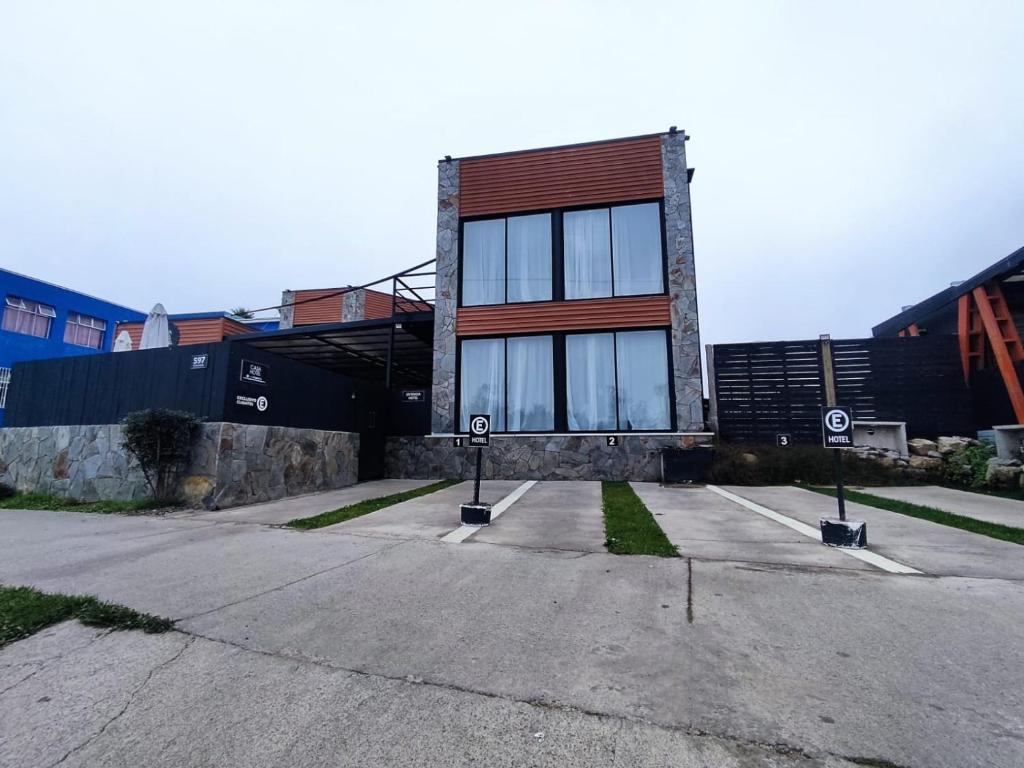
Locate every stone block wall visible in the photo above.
<box><xmin>431</xmin><ymin>159</ymin><xmax>460</xmax><ymax>434</ymax></box>
<box><xmin>0</xmin><ymin>422</ymin><xmax>359</xmax><ymax>509</ymax></box>
<box><xmin>386</xmin><ymin>433</ymin><xmax>712</xmax><ymax>482</ymax></box>
<box><xmin>661</xmin><ymin>132</ymin><xmax>703</xmax><ymax>431</ymax></box>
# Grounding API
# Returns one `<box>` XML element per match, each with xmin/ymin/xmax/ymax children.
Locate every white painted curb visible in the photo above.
<box><xmin>441</xmin><ymin>480</ymin><xmax>538</xmax><ymax>544</ymax></box>
<box><xmin>705</xmin><ymin>485</ymin><xmax>922</xmax><ymax>575</ymax></box>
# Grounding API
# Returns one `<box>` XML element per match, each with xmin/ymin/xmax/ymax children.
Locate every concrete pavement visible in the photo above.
<box><xmin>2</xmin><ymin>484</ymin><xmax>1024</xmax><ymax>767</ymax></box>
<box><xmin>723</xmin><ymin>485</ymin><xmax>1024</xmax><ymax>579</ymax></box>
<box><xmin>182</xmin><ymin>478</ymin><xmax>438</xmax><ymax>525</ymax></box>
<box><xmin>631</xmin><ymin>483</ymin><xmax>873</xmax><ymax>571</ymax></box>
<box><xmin>472</xmin><ymin>480</ymin><xmax>605</xmax><ymax>552</ymax></box>
<box><xmin>862</xmin><ymin>485</ymin><xmax>1024</xmax><ymax>528</ymax></box>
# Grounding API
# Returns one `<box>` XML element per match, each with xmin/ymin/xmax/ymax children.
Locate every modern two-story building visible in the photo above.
<box><xmin>0</xmin><ymin>269</ymin><xmax>146</xmax><ymax>424</ymax></box>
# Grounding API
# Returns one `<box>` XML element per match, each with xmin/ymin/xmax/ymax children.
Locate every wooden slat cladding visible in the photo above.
<box><xmin>293</xmin><ymin>289</ymin><xmax>343</xmax><ymax>326</ymax></box>
<box><xmin>456</xmin><ymin>296</ymin><xmax>670</xmax><ymax>336</ymax></box>
<box><xmin>459</xmin><ymin>137</ymin><xmax>664</xmax><ymax>217</ymax></box>
<box><xmin>117</xmin><ymin>317</ymin><xmax>250</xmax><ymax>349</ymax></box>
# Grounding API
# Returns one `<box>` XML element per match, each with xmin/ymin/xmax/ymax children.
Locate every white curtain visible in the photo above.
<box><xmin>463</xmin><ymin>219</ymin><xmax>505</xmax><ymax>305</ymax></box>
<box><xmin>616</xmin><ymin>330</ymin><xmax>670</xmax><ymax>430</ymax></box>
<box><xmin>2</xmin><ymin>303</ymin><xmax>50</xmax><ymax>338</ymax></box>
<box><xmin>507</xmin><ymin>213</ymin><xmax>552</xmax><ymax>303</ymax></box>
<box><xmin>460</xmin><ymin>338</ymin><xmax>505</xmax><ymax>431</ymax></box>
<box><xmin>563</xmin><ymin>209</ymin><xmax>612</xmax><ymax>299</ymax></box>
<box><xmin>612</xmin><ymin>203</ymin><xmax>663</xmax><ymax>296</ymax></box>
<box><xmin>566</xmin><ymin>333</ymin><xmax>616</xmax><ymax>430</ymax></box>
<box><xmin>507</xmin><ymin>335</ymin><xmax>553</xmax><ymax>431</ymax></box>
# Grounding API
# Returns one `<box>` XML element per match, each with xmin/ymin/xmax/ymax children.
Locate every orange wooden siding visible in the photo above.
<box><xmin>459</xmin><ymin>137</ymin><xmax>664</xmax><ymax>217</ymax></box>
<box><xmin>117</xmin><ymin>317</ymin><xmax>251</xmax><ymax>349</ymax></box>
<box><xmin>292</xmin><ymin>289</ymin><xmax>344</xmax><ymax>326</ymax></box>
<box><xmin>456</xmin><ymin>295</ymin><xmax>671</xmax><ymax>337</ymax></box>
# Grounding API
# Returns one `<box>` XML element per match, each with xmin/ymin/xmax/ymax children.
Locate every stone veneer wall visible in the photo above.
<box><xmin>661</xmin><ymin>132</ymin><xmax>704</xmax><ymax>431</ymax></box>
<box><xmin>386</xmin><ymin>434</ymin><xmax>712</xmax><ymax>482</ymax></box>
<box><xmin>342</xmin><ymin>290</ymin><xmax>366</xmax><ymax>322</ymax></box>
<box><xmin>279</xmin><ymin>290</ymin><xmax>296</xmax><ymax>329</ymax></box>
<box><xmin>0</xmin><ymin>423</ymin><xmax>358</xmax><ymax>510</ymax></box>
<box><xmin>431</xmin><ymin>159</ymin><xmax>460</xmax><ymax>434</ymax></box>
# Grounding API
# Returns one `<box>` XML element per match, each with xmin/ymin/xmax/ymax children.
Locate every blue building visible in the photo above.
<box><xmin>0</xmin><ymin>268</ymin><xmax>146</xmax><ymax>424</ymax></box>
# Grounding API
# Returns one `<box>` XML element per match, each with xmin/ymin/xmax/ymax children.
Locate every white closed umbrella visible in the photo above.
<box><xmin>139</xmin><ymin>303</ymin><xmax>171</xmax><ymax>350</ymax></box>
<box><xmin>112</xmin><ymin>330</ymin><xmax>133</xmax><ymax>352</ymax></box>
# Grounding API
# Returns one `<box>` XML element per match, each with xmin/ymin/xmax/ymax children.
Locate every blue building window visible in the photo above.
<box><xmin>2</xmin><ymin>296</ymin><xmax>55</xmax><ymax>339</ymax></box>
<box><xmin>64</xmin><ymin>312</ymin><xmax>107</xmax><ymax>349</ymax></box>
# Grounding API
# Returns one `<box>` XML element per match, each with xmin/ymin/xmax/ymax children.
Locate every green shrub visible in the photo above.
<box><xmin>709</xmin><ymin>442</ymin><xmax>916</xmax><ymax>486</ymax></box>
<box><xmin>940</xmin><ymin>442</ymin><xmax>995</xmax><ymax>489</ymax></box>
<box><xmin>121</xmin><ymin>409</ymin><xmax>201</xmax><ymax>502</ymax></box>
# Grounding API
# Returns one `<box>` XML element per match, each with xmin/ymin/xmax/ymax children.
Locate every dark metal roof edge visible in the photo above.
<box><xmin>872</xmin><ymin>245</ymin><xmax>1024</xmax><ymax>337</ymax></box>
<box><xmin>442</xmin><ymin>129</ymin><xmax>684</xmax><ymax>164</ymax></box>
<box><xmin>230</xmin><ymin>311</ymin><xmax>435</xmax><ymax>343</ymax></box>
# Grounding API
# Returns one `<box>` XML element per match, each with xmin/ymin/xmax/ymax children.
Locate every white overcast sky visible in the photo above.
<box><xmin>2</xmin><ymin>1</ymin><xmax>1022</xmax><ymax>350</ymax></box>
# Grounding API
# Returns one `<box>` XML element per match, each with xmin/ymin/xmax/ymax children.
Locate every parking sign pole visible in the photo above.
<box><xmin>473</xmin><ymin>447</ymin><xmax>482</xmax><ymax>506</ymax></box>
<box><xmin>833</xmin><ymin>449</ymin><xmax>847</xmax><ymax>521</ymax></box>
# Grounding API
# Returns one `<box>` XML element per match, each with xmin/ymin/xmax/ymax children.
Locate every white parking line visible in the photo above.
<box><xmin>705</xmin><ymin>485</ymin><xmax>923</xmax><ymax>575</ymax></box>
<box><xmin>440</xmin><ymin>480</ymin><xmax>538</xmax><ymax>544</ymax></box>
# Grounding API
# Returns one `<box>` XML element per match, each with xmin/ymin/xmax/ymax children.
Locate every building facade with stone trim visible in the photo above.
<box><xmin>430</xmin><ymin>130</ymin><xmax>705</xmax><ymax>444</ymax></box>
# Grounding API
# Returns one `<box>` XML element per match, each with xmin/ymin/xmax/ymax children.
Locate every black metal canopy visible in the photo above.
<box><xmin>233</xmin><ymin>312</ymin><xmax>434</xmax><ymax>387</ymax></box>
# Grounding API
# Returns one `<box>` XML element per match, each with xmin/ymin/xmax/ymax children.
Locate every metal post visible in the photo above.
<box><xmin>473</xmin><ymin>447</ymin><xmax>482</xmax><ymax>505</ymax></box>
<box><xmin>833</xmin><ymin>449</ymin><xmax>847</xmax><ymax>521</ymax></box>
<box><xmin>384</xmin><ymin>322</ymin><xmax>396</xmax><ymax>391</ymax></box>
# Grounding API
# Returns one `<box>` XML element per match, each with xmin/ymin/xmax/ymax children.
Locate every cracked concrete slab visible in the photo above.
<box><xmin>858</xmin><ymin>485</ymin><xmax>1024</xmax><ymax>529</ymax></box>
<box><xmin>721</xmin><ymin>486</ymin><xmax>1024</xmax><ymax>579</ymax></box>
<box><xmin>2</xmin><ymin>621</ymin><xmax>860</xmax><ymax>768</ymax></box>
<box><xmin>471</xmin><ymin>480</ymin><xmax>605</xmax><ymax>552</ymax></box>
<box><xmin>181</xmin><ymin>479</ymin><xmax>440</xmax><ymax>525</ymax></box>
<box><xmin>630</xmin><ymin>483</ymin><xmax>872</xmax><ymax>570</ymax></box>
<box><xmin>2</xmin><ymin>504</ymin><xmax>1023</xmax><ymax>767</ymax></box>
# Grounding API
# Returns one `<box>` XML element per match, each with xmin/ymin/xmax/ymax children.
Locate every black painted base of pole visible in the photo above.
<box><xmin>461</xmin><ymin>503</ymin><xmax>492</xmax><ymax>526</ymax></box>
<box><xmin>820</xmin><ymin>518</ymin><xmax>867</xmax><ymax>548</ymax></box>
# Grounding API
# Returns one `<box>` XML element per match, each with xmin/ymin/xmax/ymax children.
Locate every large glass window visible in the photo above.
<box><xmin>566</xmin><ymin>333</ymin><xmax>617</xmax><ymax>430</ymax></box>
<box><xmin>563</xmin><ymin>202</ymin><xmax>663</xmax><ymax>299</ymax></box>
<box><xmin>2</xmin><ymin>296</ymin><xmax>55</xmax><ymax>338</ymax></box>
<box><xmin>462</xmin><ymin>214</ymin><xmax>552</xmax><ymax>306</ymax></box>
<box><xmin>460</xmin><ymin>335</ymin><xmax>554</xmax><ymax>432</ymax></box>
<box><xmin>612</xmin><ymin>203</ymin><xmax>664</xmax><ymax>296</ymax></box>
<box><xmin>615</xmin><ymin>330</ymin><xmax>671</xmax><ymax>430</ymax></box>
<box><xmin>507</xmin><ymin>336</ymin><xmax>554</xmax><ymax>430</ymax></box>
<box><xmin>63</xmin><ymin>312</ymin><xmax>107</xmax><ymax>349</ymax></box>
<box><xmin>459</xmin><ymin>338</ymin><xmax>506</xmax><ymax>431</ymax></box>
<box><xmin>507</xmin><ymin>214</ymin><xmax>552</xmax><ymax>302</ymax></box>
<box><xmin>462</xmin><ymin>219</ymin><xmax>505</xmax><ymax>306</ymax></box>
<box><xmin>563</xmin><ymin>209</ymin><xmax>612</xmax><ymax>300</ymax></box>
<box><xmin>566</xmin><ymin>330</ymin><xmax>671</xmax><ymax>431</ymax></box>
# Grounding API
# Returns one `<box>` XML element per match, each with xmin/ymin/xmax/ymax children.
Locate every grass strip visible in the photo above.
<box><xmin>601</xmin><ymin>481</ymin><xmax>678</xmax><ymax>557</ymax></box>
<box><xmin>803</xmin><ymin>486</ymin><xmax>1024</xmax><ymax>545</ymax></box>
<box><xmin>286</xmin><ymin>479</ymin><xmax>461</xmax><ymax>530</ymax></box>
<box><xmin>0</xmin><ymin>584</ymin><xmax>174</xmax><ymax>648</ymax></box>
<box><xmin>0</xmin><ymin>493</ymin><xmax>159</xmax><ymax>514</ymax></box>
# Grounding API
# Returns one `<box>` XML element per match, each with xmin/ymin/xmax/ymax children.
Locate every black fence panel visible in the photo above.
<box><xmin>4</xmin><ymin>341</ymin><xmax>403</xmax><ymax>437</ymax></box>
<box><xmin>712</xmin><ymin>335</ymin><xmax>974</xmax><ymax>443</ymax></box>
<box><xmin>6</xmin><ymin>344</ymin><xmax>231</xmax><ymax>427</ymax></box>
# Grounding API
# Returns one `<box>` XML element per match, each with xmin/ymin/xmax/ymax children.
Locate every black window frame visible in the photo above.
<box><xmin>454</xmin><ymin>326</ymin><xmax>676</xmax><ymax>435</ymax></box>
<box><xmin>457</xmin><ymin>198</ymin><xmax>669</xmax><ymax>308</ymax></box>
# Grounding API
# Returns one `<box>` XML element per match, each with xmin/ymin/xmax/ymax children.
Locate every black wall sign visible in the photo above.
<box><xmin>240</xmin><ymin>359</ymin><xmax>269</xmax><ymax>386</ymax></box>
<box><xmin>401</xmin><ymin>389</ymin><xmax>426</xmax><ymax>403</ymax></box>
<box><xmin>821</xmin><ymin>406</ymin><xmax>854</xmax><ymax>448</ymax></box>
<box><xmin>776</xmin><ymin>433</ymin><xmax>792</xmax><ymax>447</ymax></box>
<box><xmin>453</xmin><ymin>436</ymin><xmax>465</xmax><ymax>447</ymax></box>
<box><xmin>191</xmin><ymin>353</ymin><xmax>208</xmax><ymax>370</ymax></box>
<box><xmin>236</xmin><ymin>394</ymin><xmax>269</xmax><ymax>412</ymax></box>
<box><xmin>606</xmin><ymin>435</ymin><xmax>619</xmax><ymax>447</ymax></box>
<box><xmin>469</xmin><ymin>414</ymin><xmax>491</xmax><ymax>447</ymax></box>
